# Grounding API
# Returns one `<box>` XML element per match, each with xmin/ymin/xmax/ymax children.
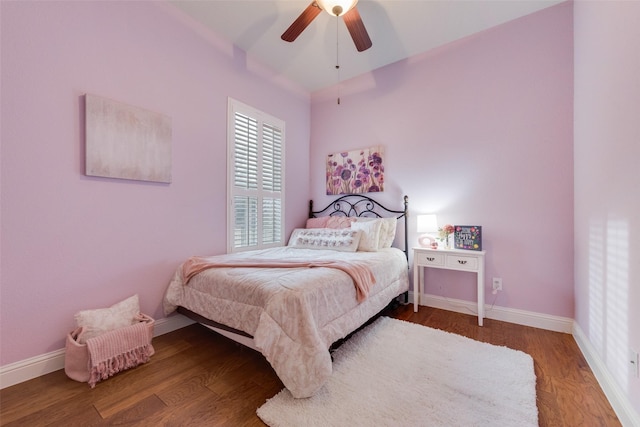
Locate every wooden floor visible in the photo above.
<box><xmin>1</xmin><ymin>305</ymin><xmax>621</xmax><ymax>426</ymax></box>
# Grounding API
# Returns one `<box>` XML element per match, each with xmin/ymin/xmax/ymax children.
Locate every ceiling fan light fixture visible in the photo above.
<box><xmin>282</xmin><ymin>0</ymin><xmax>370</xmax><ymax>52</ymax></box>
<box><xmin>316</xmin><ymin>0</ymin><xmax>358</xmax><ymax>17</ymax></box>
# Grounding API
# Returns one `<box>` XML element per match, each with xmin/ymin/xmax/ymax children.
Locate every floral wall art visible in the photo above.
<box><xmin>326</xmin><ymin>146</ymin><xmax>385</xmax><ymax>195</ymax></box>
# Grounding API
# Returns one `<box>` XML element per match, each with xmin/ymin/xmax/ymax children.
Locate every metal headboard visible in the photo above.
<box><xmin>309</xmin><ymin>195</ymin><xmax>409</xmax><ymax>260</ymax></box>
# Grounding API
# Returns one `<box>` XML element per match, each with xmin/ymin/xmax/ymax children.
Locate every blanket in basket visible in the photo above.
<box><xmin>86</xmin><ymin>321</ymin><xmax>154</xmax><ymax>387</ymax></box>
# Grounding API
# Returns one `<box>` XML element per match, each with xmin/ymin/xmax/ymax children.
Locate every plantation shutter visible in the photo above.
<box><xmin>233</xmin><ymin>113</ymin><xmax>258</xmax><ymax>191</ymax></box>
<box><xmin>228</xmin><ymin>99</ymin><xmax>285</xmax><ymax>252</ymax></box>
<box><xmin>261</xmin><ymin>123</ymin><xmax>283</xmax><ymax>245</ymax></box>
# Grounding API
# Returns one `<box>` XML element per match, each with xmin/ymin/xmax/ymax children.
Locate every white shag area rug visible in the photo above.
<box><xmin>257</xmin><ymin>316</ymin><xmax>538</xmax><ymax>427</ymax></box>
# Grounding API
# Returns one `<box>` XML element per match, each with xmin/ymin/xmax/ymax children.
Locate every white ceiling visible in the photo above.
<box><xmin>168</xmin><ymin>0</ymin><xmax>564</xmax><ymax>92</ymax></box>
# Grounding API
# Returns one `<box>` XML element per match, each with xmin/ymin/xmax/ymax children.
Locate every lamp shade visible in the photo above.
<box><xmin>317</xmin><ymin>0</ymin><xmax>358</xmax><ymax>16</ymax></box>
<box><xmin>417</xmin><ymin>214</ymin><xmax>438</xmax><ymax>233</ymax></box>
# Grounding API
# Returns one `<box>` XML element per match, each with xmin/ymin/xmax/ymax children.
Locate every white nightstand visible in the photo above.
<box><xmin>413</xmin><ymin>247</ymin><xmax>487</xmax><ymax>326</ymax></box>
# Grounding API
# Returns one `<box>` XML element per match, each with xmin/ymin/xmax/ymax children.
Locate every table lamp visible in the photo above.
<box><xmin>417</xmin><ymin>214</ymin><xmax>438</xmax><ymax>248</ymax></box>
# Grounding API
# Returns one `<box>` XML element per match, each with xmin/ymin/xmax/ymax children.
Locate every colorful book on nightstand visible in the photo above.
<box><xmin>454</xmin><ymin>225</ymin><xmax>482</xmax><ymax>250</ymax></box>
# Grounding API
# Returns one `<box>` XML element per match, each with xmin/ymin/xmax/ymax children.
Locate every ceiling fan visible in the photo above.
<box><xmin>281</xmin><ymin>0</ymin><xmax>372</xmax><ymax>52</ymax></box>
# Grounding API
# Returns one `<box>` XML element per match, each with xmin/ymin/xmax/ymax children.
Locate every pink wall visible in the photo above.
<box><xmin>574</xmin><ymin>1</ymin><xmax>640</xmax><ymax>416</ymax></box>
<box><xmin>310</xmin><ymin>3</ymin><xmax>574</xmax><ymax>317</ymax></box>
<box><xmin>0</xmin><ymin>2</ymin><xmax>310</xmax><ymax>365</ymax></box>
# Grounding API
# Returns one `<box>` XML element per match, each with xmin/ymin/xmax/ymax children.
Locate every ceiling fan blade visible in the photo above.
<box><xmin>281</xmin><ymin>2</ymin><xmax>322</xmax><ymax>42</ymax></box>
<box><xmin>343</xmin><ymin>6</ymin><xmax>372</xmax><ymax>52</ymax></box>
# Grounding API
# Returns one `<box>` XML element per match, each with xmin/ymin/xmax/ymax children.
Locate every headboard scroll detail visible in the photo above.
<box><xmin>309</xmin><ymin>195</ymin><xmax>409</xmax><ymax>260</ymax></box>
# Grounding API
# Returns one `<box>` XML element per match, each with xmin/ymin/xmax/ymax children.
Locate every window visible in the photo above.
<box><xmin>227</xmin><ymin>98</ymin><xmax>285</xmax><ymax>252</ymax></box>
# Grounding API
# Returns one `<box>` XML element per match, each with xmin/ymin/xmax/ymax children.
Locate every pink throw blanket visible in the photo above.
<box><xmin>86</xmin><ymin>321</ymin><xmax>155</xmax><ymax>388</ymax></box>
<box><xmin>182</xmin><ymin>256</ymin><xmax>377</xmax><ymax>302</ymax></box>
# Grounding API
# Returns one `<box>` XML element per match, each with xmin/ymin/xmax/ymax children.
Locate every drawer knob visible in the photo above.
<box><xmin>426</xmin><ymin>257</ymin><xmax>435</xmax><ymax>261</ymax></box>
<box><xmin>458</xmin><ymin>260</ymin><xmax>467</xmax><ymax>265</ymax></box>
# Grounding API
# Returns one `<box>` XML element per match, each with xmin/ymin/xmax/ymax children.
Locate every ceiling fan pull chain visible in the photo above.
<box><xmin>336</xmin><ymin>17</ymin><xmax>341</xmax><ymax>105</ymax></box>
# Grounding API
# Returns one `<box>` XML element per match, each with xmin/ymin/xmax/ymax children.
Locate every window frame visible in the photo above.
<box><xmin>227</xmin><ymin>98</ymin><xmax>285</xmax><ymax>253</ymax></box>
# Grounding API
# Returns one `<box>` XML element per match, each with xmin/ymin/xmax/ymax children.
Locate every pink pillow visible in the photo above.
<box><xmin>325</xmin><ymin>216</ymin><xmax>355</xmax><ymax>229</ymax></box>
<box><xmin>306</xmin><ymin>217</ymin><xmax>330</xmax><ymax>228</ymax></box>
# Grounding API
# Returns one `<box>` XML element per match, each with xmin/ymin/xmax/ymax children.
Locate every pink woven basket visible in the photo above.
<box><xmin>64</xmin><ymin>313</ymin><xmax>154</xmax><ymax>383</ymax></box>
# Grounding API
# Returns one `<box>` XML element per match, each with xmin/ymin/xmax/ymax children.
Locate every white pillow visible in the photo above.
<box><xmin>74</xmin><ymin>294</ymin><xmax>140</xmax><ymax>344</ymax></box>
<box><xmin>350</xmin><ymin>220</ymin><xmax>382</xmax><ymax>252</ymax></box>
<box><xmin>351</xmin><ymin>217</ymin><xmax>397</xmax><ymax>249</ymax></box>
<box><xmin>378</xmin><ymin>217</ymin><xmax>398</xmax><ymax>248</ymax></box>
<box><xmin>288</xmin><ymin>228</ymin><xmax>362</xmax><ymax>252</ymax></box>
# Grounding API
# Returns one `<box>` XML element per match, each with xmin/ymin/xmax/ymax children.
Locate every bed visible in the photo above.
<box><xmin>163</xmin><ymin>195</ymin><xmax>410</xmax><ymax>398</ymax></box>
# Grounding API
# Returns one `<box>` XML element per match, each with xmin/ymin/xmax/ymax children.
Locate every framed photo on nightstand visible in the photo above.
<box><xmin>454</xmin><ymin>225</ymin><xmax>482</xmax><ymax>250</ymax></box>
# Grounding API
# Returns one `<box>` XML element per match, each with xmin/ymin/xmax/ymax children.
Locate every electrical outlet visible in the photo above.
<box><xmin>492</xmin><ymin>277</ymin><xmax>502</xmax><ymax>293</ymax></box>
<box><xmin>630</xmin><ymin>349</ymin><xmax>639</xmax><ymax>378</ymax></box>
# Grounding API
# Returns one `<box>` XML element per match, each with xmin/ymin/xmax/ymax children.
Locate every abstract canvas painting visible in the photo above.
<box><xmin>85</xmin><ymin>94</ymin><xmax>172</xmax><ymax>183</ymax></box>
<box><xmin>326</xmin><ymin>146</ymin><xmax>384</xmax><ymax>195</ymax></box>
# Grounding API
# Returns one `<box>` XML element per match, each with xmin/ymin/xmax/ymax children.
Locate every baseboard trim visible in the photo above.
<box><xmin>572</xmin><ymin>323</ymin><xmax>640</xmax><ymax>427</ymax></box>
<box><xmin>0</xmin><ymin>314</ymin><xmax>195</xmax><ymax>390</ymax></box>
<box><xmin>419</xmin><ymin>293</ymin><xmax>574</xmax><ymax>333</ymax></box>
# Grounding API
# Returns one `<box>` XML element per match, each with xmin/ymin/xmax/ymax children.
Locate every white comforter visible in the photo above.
<box><xmin>163</xmin><ymin>246</ymin><xmax>409</xmax><ymax>398</ymax></box>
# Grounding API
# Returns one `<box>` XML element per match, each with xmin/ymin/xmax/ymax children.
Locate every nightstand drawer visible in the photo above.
<box><xmin>446</xmin><ymin>255</ymin><xmax>478</xmax><ymax>271</ymax></box>
<box><xmin>415</xmin><ymin>252</ymin><xmax>445</xmax><ymax>266</ymax></box>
